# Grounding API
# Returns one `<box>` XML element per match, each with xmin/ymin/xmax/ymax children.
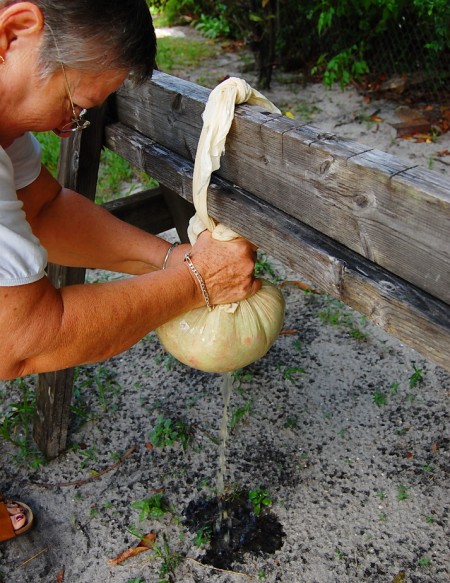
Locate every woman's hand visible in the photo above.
<box><xmin>185</xmin><ymin>230</ymin><xmax>261</xmax><ymax>306</ymax></box>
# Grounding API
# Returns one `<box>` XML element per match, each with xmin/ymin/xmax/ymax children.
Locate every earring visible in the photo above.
<box><xmin>0</xmin><ymin>56</ymin><xmax>4</xmax><ymax>64</ymax></box>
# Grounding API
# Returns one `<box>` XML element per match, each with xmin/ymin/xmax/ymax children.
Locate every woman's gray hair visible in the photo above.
<box><xmin>1</xmin><ymin>0</ymin><xmax>156</xmax><ymax>84</ymax></box>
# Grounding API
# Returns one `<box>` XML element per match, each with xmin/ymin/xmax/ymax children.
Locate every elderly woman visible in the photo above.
<box><xmin>0</xmin><ymin>0</ymin><xmax>260</xmax><ymax>541</ymax></box>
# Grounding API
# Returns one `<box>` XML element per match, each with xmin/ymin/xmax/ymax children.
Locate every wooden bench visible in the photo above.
<box><xmin>34</xmin><ymin>71</ymin><xmax>450</xmax><ymax>458</ymax></box>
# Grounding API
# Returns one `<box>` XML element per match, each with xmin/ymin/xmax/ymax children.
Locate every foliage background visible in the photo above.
<box><xmin>147</xmin><ymin>0</ymin><xmax>450</xmax><ymax>94</ymax></box>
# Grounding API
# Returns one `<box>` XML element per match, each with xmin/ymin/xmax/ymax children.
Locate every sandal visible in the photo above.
<box><xmin>0</xmin><ymin>497</ymin><xmax>34</xmax><ymax>542</ymax></box>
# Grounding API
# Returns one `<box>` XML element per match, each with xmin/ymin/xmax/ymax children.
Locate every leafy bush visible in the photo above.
<box><xmin>150</xmin><ymin>0</ymin><xmax>449</xmax><ymax>91</ymax></box>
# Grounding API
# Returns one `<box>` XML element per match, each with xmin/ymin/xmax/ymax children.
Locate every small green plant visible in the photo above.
<box><xmin>248</xmin><ymin>488</ymin><xmax>272</xmax><ymax>516</ymax></box>
<box><xmin>230</xmin><ymin>400</ymin><xmax>252</xmax><ymax>431</ymax></box>
<box><xmin>376</xmin><ymin>490</ymin><xmax>386</xmax><ymax>501</ymax></box>
<box><xmin>284</xmin><ymin>415</ymin><xmax>299</xmax><ymax>430</ymax></box>
<box><xmin>372</xmin><ymin>389</ymin><xmax>388</xmax><ymax>407</ymax></box>
<box><xmin>132</xmin><ymin>494</ymin><xmax>171</xmax><ymax>520</ymax></box>
<box><xmin>396</xmin><ymin>427</ymin><xmax>409</xmax><ymax>436</ymax></box>
<box><xmin>417</xmin><ymin>557</ymin><xmax>431</xmax><ymax>567</ymax></box>
<box><xmin>231</xmin><ymin>368</ymin><xmax>254</xmax><ymax>388</ymax></box>
<box><xmin>127</xmin><ymin>578</ymin><xmax>146</xmax><ymax>583</ymax></box>
<box><xmin>89</xmin><ymin>506</ymin><xmax>100</xmax><ymax>519</ymax></box>
<box><xmin>230</xmin><ymin>369</ymin><xmax>255</xmax><ymax>396</ymax></box>
<box><xmin>292</xmin><ymin>338</ymin><xmax>302</xmax><ymax>351</ymax></box>
<box><xmin>397</xmin><ymin>484</ymin><xmax>409</xmax><ymax>501</ymax></box>
<box><xmin>153</xmin><ymin>534</ymin><xmax>182</xmax><ymax>583</ymax></box>
<box><xmin>0</xmin><ymin>377</ymin><xmax>45</xmax><ymax>468</ymax></box>
<box><xmin>318</xmin><ymin>296</ymin><xmax>367</xmax><ymax>339</ymax></box>
<box><xmin>425</xmin><ymin>515</ymin><xmax>435</xmax><ymax>524</ymax></box>
<box><xmin>409</xmin><ymin>363</ymin><xmax>424</xmax><ymax>388</ymax></box>
<box><xmin>389</xmin><ymin>382</ymin><xmax>400</xmax><ymax>395</ymax></box>
<box><xmin>312</xmin><ymin>43</ymin><xmax>370</xmax><ymax>89</ymax></box>
<box><xmin>154</xmin><ymin>353</ymin><xmax>178</xmax><ymax>370</ymax></box>
<box><xmin>335</xmin><ymin>548</ymin><xmax>347</xmax><ymax>560</ymax></box>
<box><xmin>195</xmin><ymin>9</ymin><xmax>231</xmax><ymax>39</ymax></box>
<box><xmin>281</xmin><ymin>366</ymin><xmax>306</xmax><ymax>381</ymax></box>
<box><xmin>258</xmin><ymin>569</ymin><xmax>267</xmax><ymax>581</ymax></box>
<box><xmin>79</xmin><ymin>446</ymin><xmax>98</xmax><ymax>470</ymax></box>
<box><xmin>74</xmin><ymin>365</ymin><xmax>122</xmax><ymax>413</ymax></box>
<box><xmin>149</xmin><ymin>416</ymin><xmax>192</xmax><ymax>450</ymax></box>
<box><xmin>295</xmin><ymin>100</ymin><xmax>321</xmax><ymax>120</ymax></box>
<box><xmin>193</xmin><ymin>526</ymin><xmax>211</xmax><ymax>547</ymax></box>
<box><xmin>254</xmin><ymin>253</ymin><xmax>283</xmax><ymax>283</ymax></box>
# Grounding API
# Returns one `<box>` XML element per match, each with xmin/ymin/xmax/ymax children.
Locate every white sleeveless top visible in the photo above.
<box><xmin>0</xmin><ymin>132</ymin><xmax>48</xmax><ymax>286</ymax></box>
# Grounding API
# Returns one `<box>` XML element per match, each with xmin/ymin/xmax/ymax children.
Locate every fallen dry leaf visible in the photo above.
<box><xmin>392</xmin><ymin>571</ymin><xmax>406</xmax><ymax>583</ymax></box>
<box><xmin>399</xmin><ymin>133</ymin><xmax>433</xmax><ymax>143</ymax></box>
<box><xmin>437</xmin><ymin>149</ymin><xmax>450</xmax><ymax>157</ymax></box>
<box><xmin>109</xmin><ymin>532</ymin><xmax>156</xmax><ymax>566</ymax></box>
<box><xmin>56</xmin><ymin>569</ymin><xmax>65</xmax><ymax>583</ymax></box>
<box><xmin>280</xmin><ymin>329</ymin><xmax>298</xmax><ymax>335</ymax></box>
<box><xmin>413</xmin><ymin>134</ymin><xmax>434</xmax><ymax>143</ymax></box>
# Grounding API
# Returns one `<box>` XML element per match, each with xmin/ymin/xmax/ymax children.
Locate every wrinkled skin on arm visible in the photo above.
<box><xmin>0</xmin><ymin>168</ymin><xmax>259</xmax><ymax>379</ymax></box>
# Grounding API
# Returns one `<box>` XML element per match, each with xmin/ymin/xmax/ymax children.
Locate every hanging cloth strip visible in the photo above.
<box><xmin>188</xmin><ymin>76</ymin><xmax>281</xmax><ymax>242</ymax></box>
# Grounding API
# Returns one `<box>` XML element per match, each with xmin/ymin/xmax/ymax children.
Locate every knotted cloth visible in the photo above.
<box><xmin>157</xmin><ymin>78</ymin><xmax>285</xmax><ymax>373</ymax></box>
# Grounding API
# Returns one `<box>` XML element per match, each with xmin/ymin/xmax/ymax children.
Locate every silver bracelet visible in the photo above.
<box><xmin>162</xmin><ymin>242</ymin><xmax>179</xmax><ymax>270</ymax></box>
<box><xmin>184</xmin><ymin>253</ymin><xmax>214</xmax><ymax>311</ymax></box>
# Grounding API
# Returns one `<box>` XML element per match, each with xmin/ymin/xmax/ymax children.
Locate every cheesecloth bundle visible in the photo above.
<box><xmin>157</xmin><ymin>78</ymin><xmax>285</xmax><ymax>373</ymax></box>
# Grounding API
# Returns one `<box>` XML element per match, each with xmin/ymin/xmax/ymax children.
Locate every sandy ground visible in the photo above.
<box><xmin>1</xmin><ymin>26</ymin><xmax>450</xmax><ymax>583</ymax></box>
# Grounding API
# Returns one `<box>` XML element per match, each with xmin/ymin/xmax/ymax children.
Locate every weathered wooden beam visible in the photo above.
<box><xmin>103</xmin><ymin>187</ymin><xmax>174</xmax><ymax>234</ymax></box>
<box><xmin>104</xmin><ymin>122</ymin><xmax>450</xmax><ymax>372</ymax></box>
<box><xmin>34</xmin><ymin>106</ymin><xmax>107</xmax><ymax>458</ymax></box>
<box><xmin>114</xmin><ymin>71</ymin><xmax>450</xmax><ymax>306</ymax></box>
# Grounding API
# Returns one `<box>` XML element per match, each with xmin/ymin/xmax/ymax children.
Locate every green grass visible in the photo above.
<box><xmin>132</xmin><ymin>494</ymin><xmax>171</xmax><ymax>520</ymax></box>
<box><xmin>155</xmin><ymin>36</ymin><xmax>219</xmax><ymax>76</ymax></box>
<box><xmin>318</xmin><ymin>295</ymin><xmax>368</xmax><ymax>341</ymax></box>
<box><xmin>149</xmin><ymin>415</ymin><xmax>193</xmax><ymax>450</ymax></box>
<box><xmin>0</xmin><ymin>377</ymin><xmax>45</xmax><ymax>468</ymax></box>
<box><xmin>34</xmin><ymin>133</ymin><xmax>157</xmax><ymax>205</ymax></box>
<box><xmin>34</xmin><ymin>131</ymin><xmax>60</xmax><ymax>176</ymax></box>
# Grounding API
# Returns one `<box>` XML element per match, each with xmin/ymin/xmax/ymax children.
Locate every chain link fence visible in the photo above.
<box><xmin>274</xmin><ymin>1</ymin><xmax>449</xmax><ymax>104</ymax></box>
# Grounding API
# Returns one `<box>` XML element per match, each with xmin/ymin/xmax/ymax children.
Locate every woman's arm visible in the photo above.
<box><xmin>17</xmin><ymin>165</ymin><xmax>188</xmax><ymax>273</ymax></box>
<box><xmin>4</xmin><ymin>168</ymin><xmax>260</xmax><ymax>379</ymax></box>
<box><xmin>0</xmin><ymin>265</ymin><xmax>198</xmax><ymax>379</ymax></box>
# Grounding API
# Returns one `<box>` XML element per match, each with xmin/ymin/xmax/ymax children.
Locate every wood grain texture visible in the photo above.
<box><xmin>114</xmin><ymin>71</ymin><xmax>450</xmax><ymax>305</ymax></box>
<box><xmin>104</xmin><ymin>122</ymin><xmax>450</xmax><ymax>371</ymax></box>
<box><xmin>34</xmin><ymin>107</ymin><xmax>106</xmax><ymax>458</ymax></box>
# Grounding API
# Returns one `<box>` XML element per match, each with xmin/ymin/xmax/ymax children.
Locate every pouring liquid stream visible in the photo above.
<box><xmin>215</xmin><ymin>372</ymin><xmax>234</xmax><ymax>541</ymax></box>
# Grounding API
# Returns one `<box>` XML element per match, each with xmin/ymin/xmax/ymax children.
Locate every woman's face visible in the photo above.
<box><xmin>0</xmin><ymin>39</ymin><xmax>127</xmax><ymax>144</ymax></box>
<box><xmin>49</xmin><ymin>66</ymin><xmax>128</xmax><ymax>137</ymax></box>
<box><xmin>0</xmin><ymin>6</ymin><xmax>128</xmax><ymax>145</ymax></box>
<box><xmin>5</xmin><ymin>64</ymin><xmax>127</xmax><ymax>139</ymax></box>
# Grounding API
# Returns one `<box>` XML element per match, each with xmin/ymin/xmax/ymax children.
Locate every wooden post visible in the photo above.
<box><xmin>160</xmin><ymin>184</ymin><xmax>195</xmax><ymax>243</ymax></box>
<box><xmin>33</xmin><ymin>106</ymin><xmax>105</xmax><ymax>459</ymax></box>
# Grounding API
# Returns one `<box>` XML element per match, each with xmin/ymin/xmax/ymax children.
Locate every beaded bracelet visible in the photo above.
<box><xmin>184</xmin><ymin>253</ymin><xmax>214</xmax><ymax>311</ymax></box>
<box><xmin>162</xmin><ymin>242</ymin><xmax>179</xmax><ymax>270</ymax></box>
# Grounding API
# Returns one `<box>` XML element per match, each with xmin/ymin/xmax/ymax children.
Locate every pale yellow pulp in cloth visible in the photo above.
<box><xmin>157</xmin><ymin>78</ymin><xmax>285</xmax><ymax>373</ymax></box>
